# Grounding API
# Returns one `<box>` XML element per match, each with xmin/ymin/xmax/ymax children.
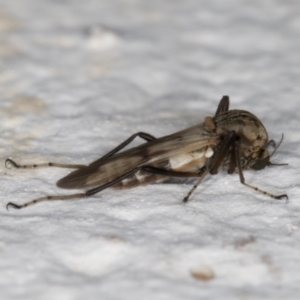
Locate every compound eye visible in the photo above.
<box><xmin>251</xmin><ymin>157</ymin><xmax>269</xmax><ymax>170</ymax></box>
<box><xmin>251</xmin><ymin>150</ymin><xmax>270</xmax><ymax>170</ymax></box>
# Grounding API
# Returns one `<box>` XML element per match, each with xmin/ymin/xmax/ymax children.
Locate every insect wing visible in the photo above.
<box><xmin>57</xmin><ymin>123</ymin><xmax>218</xmax><ymax>189</ymax></box>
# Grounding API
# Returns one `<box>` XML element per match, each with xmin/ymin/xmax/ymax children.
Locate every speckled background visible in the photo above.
<box><xmin>0</xmin><ymin>1</ymin><xmax>299</xmax><ymax>299</ymax></box>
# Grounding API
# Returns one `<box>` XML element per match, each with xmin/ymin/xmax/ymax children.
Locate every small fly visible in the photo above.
<box><xmin>5</xmin><ymin>96</ymin><xmax>287</xmax><ymax>210</ymax></box>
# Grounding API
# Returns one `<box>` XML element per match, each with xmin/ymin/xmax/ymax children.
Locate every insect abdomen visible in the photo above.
<box><xmin>113</xmin><ymin>171</ymin><xmax>170</xmax><ymax>189</ymax></box>
<box><xmin>114</xmin><ymin>147</ymin><xmax>213</xmax><ymax>189</ymax></box>
<box><xmin>168</xmin><ymin>147</ymin><xmax>212</xmax><ymax>172</ymax></box>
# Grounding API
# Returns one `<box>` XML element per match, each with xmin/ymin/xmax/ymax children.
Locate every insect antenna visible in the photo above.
<box><xmin>270</xmin><ymin>133</ymin><xmax>284</xmax><ymax>158</ymax></box>
<box><xmin>268</xmin><ymin>134</ymin><xmax>288</xmax><ymax>167</ymax></box>
<box><xmin>268</xmin><ymin>162</ymin><xmax>288</xmax><ymax>167</ymax></box>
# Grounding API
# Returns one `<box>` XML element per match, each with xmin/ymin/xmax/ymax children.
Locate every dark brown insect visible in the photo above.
<box><xmin>5</xmin><ymin>96</ymin><xmax>287</xmax><ymax>210</ymax></box>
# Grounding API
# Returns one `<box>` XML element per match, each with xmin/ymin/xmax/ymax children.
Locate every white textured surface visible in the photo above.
<box><xmin>0</xmin><ymin>1</ymin><xmax>300</xmax><ymax>299</ymax></box>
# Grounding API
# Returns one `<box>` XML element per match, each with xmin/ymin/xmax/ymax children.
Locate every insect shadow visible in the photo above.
<box><xmin>5</xmin><ymin>96</ymin><xmax>288</xmax><ymax>210</ymax></box>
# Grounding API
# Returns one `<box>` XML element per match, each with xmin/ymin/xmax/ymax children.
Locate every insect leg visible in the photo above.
<box><xmin>96</xmin><ymin>132</ymin><xmax>156</xmax><ymax>162</ymax></box>
<box><xmin>210</xmin><ymin>131</ymin><xmax>236</xmax><ymax>174</ymax></box>
<box><xmin>6</xmin><ymin>164</ymin><xmax>183</xmax><ymax>210</ymax></box>
<box><xmin>215</xmin><ymin>95</ymin><xmax>230</xmax><ymax>116</ymax></box>
<box><xmin>86</xmin><ymin>166</ymin><xmax>207</xmax><ymax>197</ymax></box>
<box><xmin>7</xmin><ymin>165</ymin><xmax>204</xmax><ymax>210</ymax></box>
<box><xmin>136</xmin><ymin>166</ymin><xmax>211</xmax><ymax>204</ymax></box>
<box><xmin>234</xmin><ymin>139</ymin><xmax>288</xmax><ymax>200</ymax></box>
<box><xmin>6</xmin><ymin>167</ymin><xmax>141</xmax><ymax>210</ymax></box>
<box><xmin>184</xmin><ymin>132</ymin><xmax>237</xmax><ymax>203</ymax></box>
<box><xmin>227</xmin><ymin>139</ymin><xmax>237</xmax><ymax>174</ymax></box>
<box><xmin>6</xmin><ymin>193</ymin><xmax>87</xmax><ymax>210</ymax></box>
<box><xmin>5</xmin><ymin>158</ymin><xmax>85</xmax><ymax>169</ymax></box>
<box><xmin>5</xmin><ymin>132</ymin><xmax>156</xmax><ymax>171</ymax></box>
<box><xmin>182</xmin><ymin>167</ymin><xmax>210</xmax><ymax>203</ymax></box>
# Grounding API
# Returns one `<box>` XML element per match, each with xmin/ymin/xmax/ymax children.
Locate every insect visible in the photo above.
<box><xmin>5</xmin><ymin>96</ymin><xmax>287</xmax><ymax>210</ymax></box>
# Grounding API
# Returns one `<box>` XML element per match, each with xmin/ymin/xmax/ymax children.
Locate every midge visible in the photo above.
<box><xmin>5</xmin><ymin>96</ymin><xmax>287</xmax><ymax>210</ymax></box>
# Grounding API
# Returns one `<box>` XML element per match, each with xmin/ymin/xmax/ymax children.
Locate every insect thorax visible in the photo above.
<box><xmin>213</xmin><ymin>109</ymin><xmax>269</xmax><ymax>169</ymax></box>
